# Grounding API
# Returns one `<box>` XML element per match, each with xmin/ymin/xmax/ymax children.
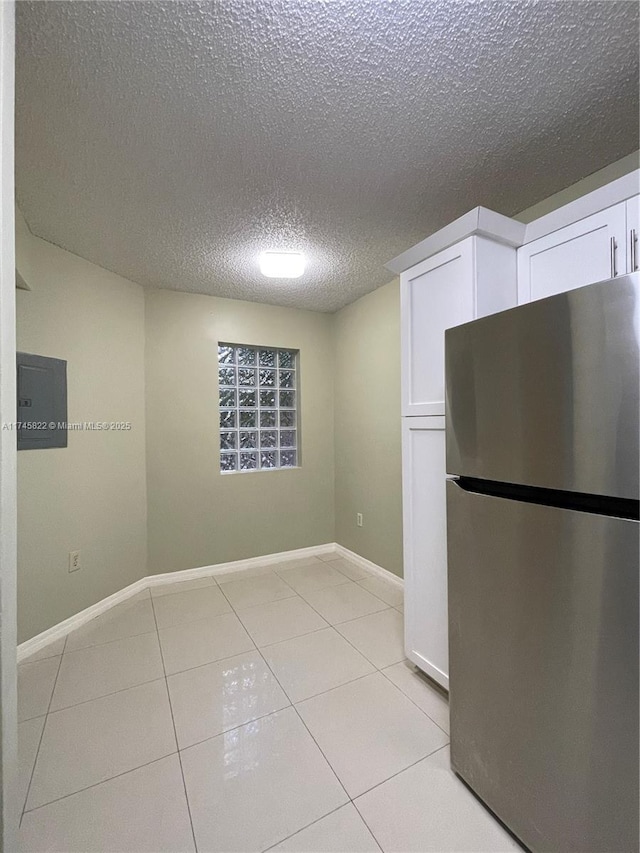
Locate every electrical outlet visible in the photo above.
<box><xmin>356</xmin><ymin>512</ymin><xmax>363</xmax><ymax>527</ymax></box>
<box><xmin>69</xmin><ymin>550</ymin><xmax>81</xmax><ymax>572</ymax></box>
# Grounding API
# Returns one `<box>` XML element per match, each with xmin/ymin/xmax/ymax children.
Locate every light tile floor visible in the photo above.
<box><xmin>18</xmin><ymin>555</ymin><xmax>520</xmax><ymax>852</ymax></box>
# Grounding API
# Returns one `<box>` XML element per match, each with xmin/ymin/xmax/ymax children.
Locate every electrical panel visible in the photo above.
<box><xmin>16</xmin><ymin>352</ymin><xmax>67</xmax><ymax>450</ymax></box>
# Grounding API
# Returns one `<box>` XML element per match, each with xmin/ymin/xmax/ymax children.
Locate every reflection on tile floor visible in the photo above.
<box><xmin>18</xmin><ymin>555</ymin><xmax>519</xmax><ymax>852</ymax></box>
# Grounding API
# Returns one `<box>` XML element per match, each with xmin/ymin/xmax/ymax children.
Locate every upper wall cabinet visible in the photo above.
<box><xmin>516</xmin><ymin>200</ymin><xmax>635</xmax><ymax>304</ymax></box>
<box><xmin>400</xmin><ymin>235</ymin><xmax>518</xmax><ymax>417</ymax></box>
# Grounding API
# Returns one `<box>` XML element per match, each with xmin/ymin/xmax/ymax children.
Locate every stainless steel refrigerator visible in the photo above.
<box><xmin>444</xmin><ymin>272</ymin><xmax>639</xmax><ymax>853</ymax></box>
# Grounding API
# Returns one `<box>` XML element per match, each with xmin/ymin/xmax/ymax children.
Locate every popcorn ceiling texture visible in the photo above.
<box><xmin>15</xmin><ymin>0</ymin><xmax>639</xmax><ymax>312</ymax></box>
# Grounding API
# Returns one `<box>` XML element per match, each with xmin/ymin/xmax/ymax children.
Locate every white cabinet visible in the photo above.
<box><xmin>627</xmin><ymin>196</ymin><xmax>639</xmax><ymax>273</ymax></box>
<box><xmin>399</xmin><ymin>227</ymin><xmax>518</xmax><ymax>691</ymax></box>
<box><xmin>402</xmin><ymin>417</ymin><xmax>449</xmax><ymax>688</ymax></box>
<box><xmin>517</xmin><ymin>202</ymin><xmax>627</xmax><ymax>304</ymax></box>
<box><xmin>401</xmin><ymin>236</ymin><xmax>517</xmax><ymax>416</ymax></box>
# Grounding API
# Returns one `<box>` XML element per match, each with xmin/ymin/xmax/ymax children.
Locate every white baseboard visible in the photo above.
<box><xmin>17</xmin><ymin>578</ymin><xmax>150</xmax><ymax>663</ymax></box>
<box><xmin>17</xmin><ymin>542</ymin><xmax>340</xmax><ymax>662</ymax></box>
<box><xmin>333</xmin><ymin>544</ymin><xmax>404</xmax><ymax>589</ymax></box>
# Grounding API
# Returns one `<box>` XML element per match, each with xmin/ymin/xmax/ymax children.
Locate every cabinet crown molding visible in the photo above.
<box><xmin>386</xmin><ymin>206</ymin><xmax>526</xmax><ymax>275</ymax></box>
<box><xmin>522</xmin><ymin>170</ymin><xmax>640</xmax><ymax>244</ymax></box>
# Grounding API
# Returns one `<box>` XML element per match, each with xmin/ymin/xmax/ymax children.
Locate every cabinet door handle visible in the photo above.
<box><xmin>631</xmin><ymin>229</ymin><xmax>638</xmax><ymax>272</ymax></box>
<box><xmin>610</xmin><ymin>236</ymin><xmax>618</xmax><ymax>277</ymax></box>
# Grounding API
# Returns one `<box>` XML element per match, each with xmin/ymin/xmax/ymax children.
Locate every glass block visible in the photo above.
<box><xmin>220</xmin><ymin>410</ymin><xmax>236</xmax><ymax>429</ymax></box>
<box><xmin>239</xmin><ymin>430</ymin><xmax>257</xmax><ymax>449</ymax></box>
<box><xmin>238</xmin><ymin>368</ymin><xmax>256</xmax><ymax>386</ymax></box>
<box><xmin>261</xmin><ymin>451</ymin><xmax>277</xmax><ymax>468</ymax></box>
<box><xmin>260</xmin><ymin>410</ymin><xmax>277</xmax><ymax>427</ymax></box>
<box><xmin>280</xmin><ymin>430</ymin><xmax>296</xmax><ymax>448</ymax></box>
<box><xmin>240</xmin><ymin>452</ymin><xmax>258</xmax><ymax>470</ymax></box>
<box><xmin>279</xmin><ymin>350</ymin><xmax>295</xmax><ymax>368</ymax></box>
<box><xmin>279</xmin><ymin>410</ymin><xmax>296</xmax><ymax>428</ymax></box>
<box><xmin>238</xmin><ymin>390</ymin><xmax>256</xmax><ymax>407</ymax></box>
<box><xmin>279</xmin><ymin>369</ymin><xmax>295</xmax><ymax>389</ymax></box>
<box><xmin>219</xmin><ymin>389</ymin><xmax>236</xmax><ymax>408</ymax></box>
<box><xmin>237</xmin><ymin>347</ymin><xmax>256</xmax><ymax>366</ymax></box>
<box><xmin>279</xmin><ymin>390</ymin><xmax>295</xmax><ymax>408</ymax></box>
<box><xmin>220</xmin><ymin>431</ymin><xmax>237</xmax><ymax>450</ymax></box>
<box><xmin>259</xmin><ymin>369</ymin><xmax>276</xmax><ymax>387</ymax></box>
<box><xmin>220</xmin><ymin>453</ymin><xmax>237</xmax><ymax>472</ymax></box>
<box><xmin>218</xmin><ymin>367</ymin><xmax>236</xmax><ymax>386</ymax></box>
<box><xmin>280</xmin><ymin>450</ymin><xmax>297</xmax><ymax>467</ymax></box>
<box><xmin>260</xmin><ymin>430</ymin><xmax>277</xmax><ymax>448</ymax></box>
<box><xmin>218</xmin><ymin>345</ymin><xmax>235</xmax><ymax>364</ymax></box>
<box><xmin>260</xmin><ymin>390</ymin><xmax>276</xmax><ymax>408</ymax></box>
<box><xmin>239</xmin><ymin>410</ymin><xmax>256</xmax><ymax>428</ymax></box>
<box><xmin>259</xmin><ymin>349</ymin><xmax>277</xmax><ymax>367</ymax></box>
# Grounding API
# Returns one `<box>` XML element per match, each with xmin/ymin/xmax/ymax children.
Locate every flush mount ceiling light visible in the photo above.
<box><xmin>259</xmin><ymin>251</ymin><xmax>305</xmax><ymax>279</ymax></box>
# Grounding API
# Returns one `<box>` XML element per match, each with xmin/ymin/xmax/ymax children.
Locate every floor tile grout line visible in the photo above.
<box><xmin>353</xmin><ymin>741</ymin><xmax>451</xmax><ymax>802</ymax></box>
<box><xmin>332</xmin><ymin>620</ymin><xmax>406</xmax><ymax>672</ymax></box>
<box><xmin>291</xmin><ymin>669</ymin><xmax>378</xmax><ymax>706</ymax></box>
<box><xmin>252</xmin><ymin>637</ymin><xmax>404</xmax><ymax>853</ymax></box>
<box><xmin>22</xmin><ymin>750</ymin><xmax>179</xmax><ymax>818</ymax></box>
<box><xmin>149</xmin><ymin>576</ymin><xmax>218</xmax><ymax>599</ymax></box>
<box><xmin>294</xmin><ymin>585</ymin><xmax>393</xmax><ymax>625</ymax></box>
<box><xmin>217</xmin><ymin>582</ymin><xmax>355</xmax><ymax>807</ymax></box>
<box><xmin>52</xmin><ymin>571</ymin><xmax>399</xmax><ymax>706</ymax></box>
<box><xmin>20</xmin><ymin>649</ymin><xmax>65</xmax><ymax>825</ymax></box>
<box><xmin>259</xmin><ymin>803</ymin><xmax>354</xmax><ymax>853</ymax></box>
<box><xmin>64</xmin><ymin>625</ymin><xmax>158</xmax><ymax>656</ymax></box>
<box><xmin>332</xmin><ymin>605</ymin><xmax>399</xmax><ymax>631</ymax></box>
<box><xmin>177</xmin><ymin>701</ymin><xmax>293</xmax><ymax>756</ymax></box>
<box><xmin>286</xmin><ymin>583</ymin><xmax>395</xmax><ymax>675</ymax></box>
<box><xmin>21</xmin><ymin>729</ymin><xmax>448</xmax><ymax>828</ymax></box>
<box><xmin>244</xmin><ymin>622</ymin><xmax>330</xmax><ymax>652</ymax></box>
<box><xmin>29</xmin><ymin>633</ymin><xmax>274</xmax><ymax>719</ymax></box>
<box><xmin>359</xmin><ymin>590</ymin><xmax>403</xmax><ymax>609</ymax></box>
<box><xmin>272</xmin><ymin>566</ymin><xmax>354</xmax><ymax>591</ymax></box>
<box><xmin>150</xmin><ymin>594</ymin><xmax>199</xmax><ymax>853</ymax></box>
<box><xmin>52</xmin><ymin>591</ymin><xmax>154</xmax><ymax>655</ymax></box>
<box><xmin>220</xmin><ymin>579</ymin><xmax>383</xmax><ymax>704</ymax></box>
<box><xmin>378</xmin><ymin>666</ymin><xmax>450</xmax><ymax>736</ymax></box>
<box><xmin>228</xmin><ymin>570</ymin><xmax>450</xmax><ymax>847</ymax></box>
<box><xmin>163</xmin><ymin>645</ymin><xmax>263</xmax><ymax>679</ymax></box>
<box><xmin>230</xmin><ymin>591</ymin><xmax>299</xmax><ymax>612</ymax></box>
<box><xmin>28</xmin><ymin>679</ymin><xmax>295</xmax><ymax>813</ymax></box>
<box><xmin>345</xmin><ymin>803</ymin><xmax>385</xmax><ymax>853</ymax></box>
<box><xmin>256</xmin><ymin>645</ymin><xmax>353</xmax><ymax>806</ymax></box>
<box><xmin>47</xmin><ymin>673</ymin><xmax>169</xmax><ymax>717</ymax></box>
<box><xmin>354</xmin><ymin>578</ymin><xmax>404</xmax><ymax>608</ymax></box>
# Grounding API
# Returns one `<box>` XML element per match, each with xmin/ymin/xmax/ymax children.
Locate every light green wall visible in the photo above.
<box><xmin>516</xmin><ymin>150</ymin><xmax>639</xmax><ymax>223</ymax></box>
<box><xmin>144</xmin><ymin>289</ymin><xmax>335</xmax><ymax>574</ymax></box>
<box><xmin>333</xmin><ymin>279</ymin><xmax>403</xmax><ymax>577</ymax></box>
<box><xmin>16</xmin><ymin>219</ymin><xmax>147</xmax><ymax>643</ymax></box>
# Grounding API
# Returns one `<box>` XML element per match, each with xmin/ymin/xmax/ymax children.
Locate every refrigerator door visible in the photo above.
<box><xmin>445</xmin><ymin>273</ymin><xmax>639</xmax><ymax>499</ymax></box>
<box><xmin>446</xmin><ymin>479</ymin><xmax>639</xmax><ymax>853</ymax></box>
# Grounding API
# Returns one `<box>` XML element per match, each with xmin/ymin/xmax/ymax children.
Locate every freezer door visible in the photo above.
<box><xmin>445</xmin><ymin>273</ymin><xmax>639</xmax><ymax>499</ymax></box>
<box><xmin>446</xmin><ymin>479</ymin><xmax>639</xmax><ymax>853</ymax></box>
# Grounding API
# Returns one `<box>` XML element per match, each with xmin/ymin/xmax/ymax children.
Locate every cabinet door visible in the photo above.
<box><xmin>402</xmin><ymin>416</ymin><xmax>448</xmax><ymax>688</ymax></box>
<box><xmin>627</xmin><ymin>196</ymin><xmax>639</xmax><ymax>273</ymax></box>
<box><xmin>517</xmin><ymin>202</ymin><xmax>626</xmax><ymax>304</ymax></box>
<box><xmin>401</xmin><ymin>240</ymin><xmax>474</xmax><ymax>416</ymax></box>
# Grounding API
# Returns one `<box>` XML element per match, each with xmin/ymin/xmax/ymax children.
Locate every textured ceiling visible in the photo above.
<box><xmin>15</xmin><ymin>0</ymin><xmax>639</xmax><ymax>312</ymax></box>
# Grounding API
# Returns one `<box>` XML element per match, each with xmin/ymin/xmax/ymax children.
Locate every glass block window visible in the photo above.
<box><xmin>218</xmin><ymin>343</ymin><xmax>298</xmax><ymax>473</ymax></box>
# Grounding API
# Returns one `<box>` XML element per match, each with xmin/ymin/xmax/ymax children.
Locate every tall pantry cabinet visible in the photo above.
<box><xmin>388</xmin><ymin>210</ymin><xmax>524</xmax><ymax>689</ymax></box>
